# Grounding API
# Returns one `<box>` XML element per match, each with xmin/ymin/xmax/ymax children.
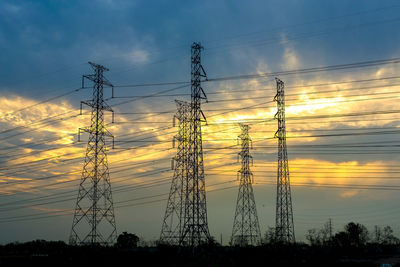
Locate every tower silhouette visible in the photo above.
<box><xmin>274</xmin><ymin>78</ymin><xmax>295</xmax><ymax>243</ymax></box>
<box><xmin>180</xmin><ymin>42</ymin><xmax>211</xmax><ymax>246</ymax></box>
<box><xmin>70</xmin><ymin>62</ymin><xmax>116</xmax><ymax>246</ymax></box>
<box><xmin>231</xmin><ymin>124</ymin><xmax>261</xmax><ymax>246</ymax></box>
<box><xmin>160</xmin><ymin>100</ymin><xmax>190</xmax><ymax>244</ymax></box>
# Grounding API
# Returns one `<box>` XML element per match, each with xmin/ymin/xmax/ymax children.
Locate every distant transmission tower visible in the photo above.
<box><xmin>160</xmin><ymin>100</ymin><xmax>190</xmax><ymax>244</ymax></box>
<box><xmin>274</xmin><ymin>78</ymin><xmax>295</xmax><ymax>243</ymax></box>
<box><xmin>180</xmin><ymin>42</ymin><xmax>211</xmax><ymax>246</ymax></box>
<box><xmin>231</xmin><ymin>124</ymin><xmax>261</xmax><ymax>246</ymax></box>
<box><xmin>327</xmin><ymin>218</ymin><xmax>333</xmax><ymax>239</ymax></box>
<box><xmin>70</xmin><ymin>62</ymin><xmax>117</xmax><ymax>246</ymax></box>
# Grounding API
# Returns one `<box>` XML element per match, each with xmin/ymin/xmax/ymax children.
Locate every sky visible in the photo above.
<box><xmin>1</xmin><ymin>0</ymin><xmax>400</xmax><ymax>244</ymax></box>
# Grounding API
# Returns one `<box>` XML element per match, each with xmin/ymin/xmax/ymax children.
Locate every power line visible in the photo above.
<box><xmin>0</xmin><ymin>162</ymin><xmax>239</xmax><ymax>213</ymax></box>
<box><xmin>4</xmin><ymin>179</ymin><xmax>400</xmax><ymax>224</ymax></box>
<box><xmin>0</xmin><ymin>125</ymin><xmax>177</xmax><ymax>175</ymax></box>
<box><xmin>4</xmin><ymin>76</ymin><xmax>399</xmax><ymax>143</ymax></box>
<box><xmin>205</xmin><ymin>5</ymin><xmax>400</xmax><ymax>46</ymax></box>
<box><xmin>0</xmin><ymin>87</ymin><xmax>88</xmax><ymax>118</ymax></box>
<box><xmin>113</xmin><ymin>81</ymin><xmax>189</xmax><ymax>88</ymax></box>
<box><xmin>0</xmin><ymin>181</ymin><xmax>238</xmax><ymax>224</ymax></box>
<box><xmin>103</xmin><ymin>57</ymin><xmax>400</xmax><ymax>90</ymax></box>
<box><xmin>206</xmin><ymin>57</ymin><xmax>400</xmax><ymax>82</ymax></box>
<box><xmin>205</xmin><ymin>16</ymin><xmax>400</xmax><ymax>56</ymax></box>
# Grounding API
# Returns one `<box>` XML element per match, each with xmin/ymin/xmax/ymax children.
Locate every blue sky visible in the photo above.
<box><xmin>2</xmin><ymin>0</ymin><xmax>400</xmax><ymax>95</ymax></box>
<box><xmin>1</xmin><ymin>0</ymin><xmax>400</xmax><ymax>244</ymax></box>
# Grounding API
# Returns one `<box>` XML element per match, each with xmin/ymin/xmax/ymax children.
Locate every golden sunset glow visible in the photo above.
<box><xmin>2</xmin><ymin>65</ymin><xmax>400</xmax><ymax>203</ymax></box>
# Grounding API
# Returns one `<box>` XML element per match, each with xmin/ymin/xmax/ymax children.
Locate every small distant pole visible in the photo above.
<box><xmin>328</xmin><ymin>218</ymin><xmax>333</xmax><ymax>239</ymax></box>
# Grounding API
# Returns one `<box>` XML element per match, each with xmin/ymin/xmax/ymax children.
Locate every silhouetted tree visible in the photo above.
<box><xmin>332</xmin><ymin>231</ymin><xmax>350</xmax><ymax>248</ymax></box>
<box><xmin>345</xmin><ymin>222</ymin><xmax>369</xmax><ymax>246</ymax></box>
<box><xmin>262</xmin><ymin>227</ymin><xmax>276</xmax><ymax>244</ymax></box>
<box><xmin>320</xmin><ymin>220</ymin><xmax>332</xmax><ymax>244</ymax></box>
<box><xmin>207</xmin><ymin>236</ymin><xmax>221</xmax><ymax>246</ymax></box>
<box><xmin>373</xmin><ymin>225</ymin><xmax>382</xmax><ymax>244</ymax></box>
<box><xmin>116</xmin><ymin>232</ymin><xmax>139</xmax><ymax>249</ymax></box>
<box><xmin>381</xmin><ymin>226</ymin><xmax>399</xmax><ymax>245</ymax></box>
<box><xmin>305</xmin><ymin>220</ymin><xmax>333</xmax><ymax>246</ymax></box>
<box><xmin>306</xmin><ymin>228</ymin><xmax>322</xmax><ymax>246</ymax></box>
<box><xmin>332</xmin><ymin>222</ymin><xmax>368</xmax><ymax>247</ymax></box>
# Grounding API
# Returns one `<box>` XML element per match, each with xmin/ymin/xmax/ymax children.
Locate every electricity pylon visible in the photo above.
<box><xmin>70</xmin><ymin>62</ymin><xmax>117</xmax><ymax>246</ymax></box>
<box><xmin>231</xmin><ymin>124</ymin><xmax>261</xmax><ymax>246</ymax></box>
<box><xmin>160</xmin><ymin>100</ymin><xmax>190</xmax><ymax>244</ymax></box>
<box><xmin>180</xmin><ymin>42</ymin><xmax>211</xmax><ymax>246</ymax></box>
<box><xmin>274</xmin><ymin>78</ymin><xmax>295</xmax><ymax>243</ymax></box>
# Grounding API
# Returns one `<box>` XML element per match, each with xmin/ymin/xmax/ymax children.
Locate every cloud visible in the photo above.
<box><xmin>87</xmin><ymin>41</ymin><xmax>152</xmax><ymax>66</ymax></box>
<box><xmin>95</xmin><ymin>0</ymin><xmax>136</xmax><ymax>9</ymax></box>
<box><xmin>280</xmin><ymin>34</ymin><xmax>300</xmax><ymax>70</ymax></box>
<box><xmin>340</xmin><ymin>190</ymin><xmax>360</xmax><ymax>198</ymax></box>
<box><xmin>1</xmin><ymin>62</ymin><xmax>400</xmax><ymax>240</ymax></box>
<box><xmin>124</xmin><ymin>48</ymin><xmax>150</xmax><ymax>64</ymax></box>
<box><xmin>2</xmin><ymin>3</ymin><xmax>22</xmax><ymax>15</ymax></box>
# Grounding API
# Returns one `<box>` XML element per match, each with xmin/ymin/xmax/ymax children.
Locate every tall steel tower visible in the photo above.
<box><xmin>70</xmin><ymin>62</ymin><xmax>117</xmax><ymax>246</ymax></box>
<box><xmin>180</xmin><ymin>42</ymin><xmax>211</xmax><ymax>246</ymax></box>
<box><xmin>274</xmin><ymin>78</ymin><xmax>295</xmax><ymax>243</ymax></box>
<box><xmin>160</xmin><ymin>100</ymin><xmax>190</xmax><ymax>244</ymax></box>
<box><xmin>231</xmin><ymin>124</ymin><xmax>261</xmax><ymax>246</ymax></box>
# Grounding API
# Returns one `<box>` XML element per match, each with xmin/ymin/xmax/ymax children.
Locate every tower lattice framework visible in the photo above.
<box><xmin>70</xmin><ymin>62</ymin><xmax>117</xmax><ymax>246</ymax></box>
<box><xmin>231</xmin><ymin>124</ymin><xmax>261</xmax><ymax>246</ymax></box>
<box><xmin>180</xmin><ymin>42</ymin><xmax>211</xmax><ymax>246</ymax></box>
<box><xmin>274</xmin><ymin>78</ymin><xmax>295</xmax><ymax>243</ymax></box>
<box><xmin>160</xmin><ymin>100</ymin><xmax>190</xmax><ymax>244</ymax></box>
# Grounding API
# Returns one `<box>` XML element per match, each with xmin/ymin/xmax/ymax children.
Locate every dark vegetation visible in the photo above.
<box><xmin>1</xmin><ymin>222</ymin><xmax>400</xmax><ymax>267</ymax></box>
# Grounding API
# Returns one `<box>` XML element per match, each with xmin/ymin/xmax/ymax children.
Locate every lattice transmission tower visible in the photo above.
<box><xmin>231</xmin><ymin>124</ymin><xmax>261</xmax><ymax>246</ymax></box>
<box><xmin>274</xmin><ymin>78</ymin><xmax>295</xmax><ymax>243</ymax></box>
<box><xmin>70</xmin><ymin>62</ymin><xmax>117</xmax><ymax>246</ymax></box>
<box><xmin>180</xmin><ymin>42</ymin><xmax>211</xmax><ymax>246</ymax></box>
<box><xmin>160</xmin><ymin>100</ymin><xmax>190</xmax><ymax>244</ymax></box>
